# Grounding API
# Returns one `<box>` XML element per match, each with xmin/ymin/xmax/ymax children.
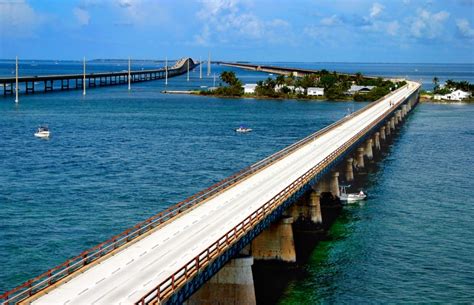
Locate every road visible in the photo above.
<box><xmin>31</xmin><ymin>83</ymin><xmax>417</xmax><ymax>305</ymax></box>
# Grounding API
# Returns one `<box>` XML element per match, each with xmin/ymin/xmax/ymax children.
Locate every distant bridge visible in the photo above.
<box><xmin>0</xmin><ymin>58</ymin><xmax>198</xmax><ymax>96</ymax></box>
<box><xmin>0</xmin><ymin>68</ymin><xmax>420</xmax><ymax>305</ymax></box>
<box><xmin>218</xmin><ymin>61</ymin><xmax>382</xmax><ymax>79</ymax></box>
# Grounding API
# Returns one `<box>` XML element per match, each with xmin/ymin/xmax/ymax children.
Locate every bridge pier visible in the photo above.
<box><xmin>364</xmin><ymin>139</ymin><xmax>373</xmax><ymax>160</ymax></box>
<box><xmin>374</xmin><ymin>132</ymin><xmax>381</xmax><ymax>151</ymax></box>
<box><xmin>380</xmin><ymin>126</ymin><xmax>386</xmax><ymax>141</ymax></box>
<box><xmin>355</xmin><ymin>147</ymin><xmax>365</xmax><ymax>169</ymax></box>
<box><xmin>186</xmin><ymin>256</ymin><xmax>256</xmax><ymax>305</ymax></box>
<box><xmin>390</xmin><ymin>117</ymin><xmax>395</xmax><ymax>130</ymax></box>
<box><xmin>386</xmin><ymin>121</ymin><xmax>391</xmax><ymax>136</ymax></box>
<box><xmin>345</xmin><ymin>158</ymin><xmax>354</xmax><ymax>182</ymax></box>
<box><xmin>251</xmin><ymin>216</ymin><xmax>296</xmax><ymax>262</ymax></box>
<box><xmin>308</xmin><ymin>191</ymin><xmax>323</xmax><ymax>224</ymax></box>
<box><xmin>330</xmin><ymin>171</ymin><xmax>340</xmax><ymax>197</ymax></box>
<box><xmin>396</xmin><ymin>110</ymin><xmax>402</xmax><ymax>123</ymax></box>
<box><xmin>289</xmin><ymin>190</ymin><xmax>322</xmax><ymax>225</ymax></box>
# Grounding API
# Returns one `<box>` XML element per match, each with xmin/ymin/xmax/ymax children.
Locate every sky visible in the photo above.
<box><xmin>0</xmin><ymin>0</ymin><xmax>473</xmax><ymax>63</ymax></box>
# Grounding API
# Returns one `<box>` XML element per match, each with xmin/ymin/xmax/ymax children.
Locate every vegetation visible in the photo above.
<box><xmin>432</xmin><ymin>77</ymin><xmax>474</xmax><ymax>94</ymax></box>
<box><xmin>200</xmin><ymin>70</ymin><xmax>406</xmax><ymax>102</ymax></box>
<box><xmin>200</xmin><ymin>71</ymin><xmax>243</xmax><ymax>97</ymax></box>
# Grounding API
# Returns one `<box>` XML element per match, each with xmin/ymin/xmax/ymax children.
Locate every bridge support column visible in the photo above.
<box><xmin>380</xmin><ymin>126</ymin><xmax>386</xmax><ymax>141</ymax></box>
<box><xmin>356</xmin><ymin>147</ymin><xmax>365</xmax><ymax>169</ymax></box>
<box><xmin>364</xmin><ymin>139</ymin><xmax>373</xmax><ymax>159</ymax></box>
<box><xmin>386</xmin><ymin>121</ymin><xmax>391</xmax><ymax>136</ymax></box>
<box><xmin>251</xmin><ymin>216</ymin><xmax>296</xmax><ymax>262</ymax></box>
<box><xmin>330</xmin><ymin>171</ymin><xmax>340</xmax><ymax>197</ymax></box>
<box><xmin>308</xmin><ymin>191</ymin><xmax>322</xmax><ymax>224</ymax></box>
<box><xmin>374</xmin><ymin>132</ymin><xmax>381</xmax><ymax>150</ymax></box>
<box><xmin>186</xmin><ymin>256</ymin><xmax>256</xmax><ymax>305</ymax></box>
<box><xmin>345</xmin><ymin>158</ymin><xmax>354</xmax><ymax>182</ymax></box>
<box><xmin>396</xmin><ymin>110</ymin><xmax>402</xmax><ymax>123</ymax></box>
<box><xmin>390</xmin><ymin>117</ymin><xmax>395</xmax><ymax>130</ymax></box>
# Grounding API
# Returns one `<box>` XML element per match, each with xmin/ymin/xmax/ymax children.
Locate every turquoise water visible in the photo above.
<box><xmin>1</xmin><ymin>62</ymin><xmax>473</xmax><ymax>303</ymax></box>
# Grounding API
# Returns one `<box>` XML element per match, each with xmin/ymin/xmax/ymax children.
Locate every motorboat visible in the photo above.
<box><xmin>235</xmin><ymin>126</ymin><xmax>252</xmax><ymax>133</ymax></box>
<box><xmin>34</xmin><ymin>125</ymin><xmax>50</xmax><ymax>138</ymax></box>
<box><xmin>339</xmin><ymin>185</ymin><xmax>367</xmax><ymax>203</ymax></box>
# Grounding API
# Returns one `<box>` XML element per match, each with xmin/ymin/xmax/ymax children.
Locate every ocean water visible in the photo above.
<box><xmin>0</xmin><ymin>62</ymin><xmax>473</xmax><ymax>303</ymax></box>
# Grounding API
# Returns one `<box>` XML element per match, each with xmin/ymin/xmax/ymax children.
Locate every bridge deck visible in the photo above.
<box><xmin>20</xmin><ymin>83</ymin><xmax>417</xmax><ymax>305</ymax></box>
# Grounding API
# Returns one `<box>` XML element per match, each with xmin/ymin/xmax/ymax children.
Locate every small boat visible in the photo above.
<box><xmin>235</xmin><ymin>126</ymin><xmax>252</xmax><ymax>133</ymax></box>
<box><xmin>339</xmin><ymin>185</ymin><xmax>367</xmax><ymax>203</ymax></box>
<box><xmin>34</xmin><ymin>125</ymin><xmax>50</xmax><ymax>138</ymax></box>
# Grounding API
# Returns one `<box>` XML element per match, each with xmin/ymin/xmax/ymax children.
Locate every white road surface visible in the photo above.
<box><xmin>32</xmin><ymin>82</ymin><xmax>419</xmax><ymax>305</ymax></box>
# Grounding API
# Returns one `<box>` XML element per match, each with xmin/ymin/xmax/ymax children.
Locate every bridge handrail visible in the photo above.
<box><xmin>0</xmin><ymin>84</ymin><xmax>411</xmax><ymax>305</ymax></box>
<box><xmin>135</xmin><ymin>83</ymin><xmax>419</xmax><ymax>304</ymax></box>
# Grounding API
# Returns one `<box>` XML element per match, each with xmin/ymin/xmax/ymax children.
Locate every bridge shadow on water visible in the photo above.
<box><xmin>252</xmin><ymin>127</ymin><xmax>404</xmax><ymax>305</ymax></box>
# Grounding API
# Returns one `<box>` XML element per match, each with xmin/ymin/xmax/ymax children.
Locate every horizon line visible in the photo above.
<box><xmin>0</xmin><ymin>58</ymin><xmax>473</xmax><ymax>65</ymax></box>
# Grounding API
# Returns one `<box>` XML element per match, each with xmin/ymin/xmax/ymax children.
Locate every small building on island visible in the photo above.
<box><xmin>243</xmin><ymin>84</ymin><xmax>258</xmax><ymax>94</ymax></box>
<box><xmin>307</xmin><ymin>87</ymin><xmax>325</xmax><ymax>96</ymax></box>
<box><xmin>434</xmin><ymin>89</ymin><xmax>470</xmax><ymax>101</ymax></box>
<box><xmin>275</xmin><ymin>85</ymin><xmax>305</xmax><ymax>94</ymax></box>
<box><xmin>347</xmin><ymin>85</ymin><xmax>375</xmax><ymax>95</ymax></box>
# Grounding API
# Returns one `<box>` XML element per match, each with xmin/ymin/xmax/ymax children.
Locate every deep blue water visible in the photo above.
<box><xmin>0</xmin><ymin>62</ymin><xmax>473</xmax><ymax>303</ymax></box>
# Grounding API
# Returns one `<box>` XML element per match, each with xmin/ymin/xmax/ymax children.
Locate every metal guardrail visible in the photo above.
<box><xmin>135</xmin><ymin>83</ymin><xmax>419</xmax><ymax>305</ymax></box>
<box><xmin>0</xmin><ymin>83</ymin><xmax>414</xmax><ymax>305</ymax></box>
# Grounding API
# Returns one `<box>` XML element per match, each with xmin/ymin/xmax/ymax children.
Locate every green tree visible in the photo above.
<box><xmin>433</xmin><ymin>76</ymin><xmax>439</xmax><ymax>91</ymax></box>
<box><xmin>220</xmin><ymin>71</ymin><xmax>241</xmax><ymax>87</ymax></box>
<box><xmin>275</xmin><ymin>75</ymin><xmax>285</xmax><ymax>86</ymax></box>
<box><xmin>319</xmin><ymin>74</ymin><xmax>337</xmax><ymax>89</ymax></box>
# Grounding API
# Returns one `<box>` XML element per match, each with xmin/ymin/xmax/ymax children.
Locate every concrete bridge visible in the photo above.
<box><xmin>218</xmin><ymin>61</ymin><xmax>378</xmax><ymax>79</ymax></box>
<box><xmin>0</xmin><ymin>58</ymin><xmax>197</xmax><ymax>96</ymax></box>
<box><xmin>0</xmin><ymin>79</ymin><xmax>420</xmax><ymax>305</ymax></box>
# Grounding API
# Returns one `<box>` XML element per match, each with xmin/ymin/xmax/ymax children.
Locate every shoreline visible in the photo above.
<box><xmin>163</xmin><ymin>90</ymin><xmax>473</xmax><ymax>104</ymax></box>
<box><xmin>162</xmin><ymin>90</ymin><xmax>362</xmax><ymax>102</ymax></box>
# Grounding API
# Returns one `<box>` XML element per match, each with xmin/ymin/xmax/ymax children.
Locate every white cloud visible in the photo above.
<box><xmin>320</xmin><ymin>15</ymin><xmax>341</xmax><ymax>26</ymax></box>
<box><xmin>73</xmin><ymin>7</ymin><xmax>90</xmax><ymax>26</ymax></box>
<box><xmin>370</xmin><ymin>2</ymin><xmax>384</xmax><ymax>18</ymax></box>
<box><xmin>115</xmin><ymin>0</ymin><xmax>168</xmax><ymax>27</ymax></box>
<box><xmin>194</xmin><ymin>0</ymin><xmax>291</xmax><ymax>46</ymax></box>
<box><xmin>410</xmin><ymin>9</ymin><xmax>449</xmax><ymax>39</ymax></box>
<box><xmin>0</xmin><ymin>0</ymin><xmax>45</xmax><ymax>37</ymax></box>
<box><xmin>456</xmin><ymin>18</ymin><xmax>474</xmax><ymax>39</ymax></box>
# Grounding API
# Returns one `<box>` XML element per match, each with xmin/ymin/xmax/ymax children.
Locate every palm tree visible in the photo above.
<box><xmin>276</xmin><ymin>75</ymin><xmax>285</xmax><ymax>86</ymax></box>
<box><xmin>433</xmin><ymin>76</ymin><xmax>439</xmax><ymax>90</ymax></box>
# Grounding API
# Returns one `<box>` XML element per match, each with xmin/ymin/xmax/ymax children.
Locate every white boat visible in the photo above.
<box><xmin>339</xmin><ymin>185</ymin><xmax>367</xmax><ymax>203</ymax></box>
<box><xmin>235</xmin><ymin>126</ymin><xmax>252</xmax><ymax>133</ymax></box>
<box><xmin>34</xmin><ymin>126</ymin><xmax>50</xmax><ymax>138</ymax></box>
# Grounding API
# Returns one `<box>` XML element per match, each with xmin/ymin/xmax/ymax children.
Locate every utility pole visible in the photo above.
<box><xmin>207</xmin><ymin>51</ymin><xmax>211</xmax><ymax>77</ymax></box>
<box><xmin>83</xmin><ymin>57</ymin><xmax>86</xmax><ymax>96</ymax></box>
<box><xmin>165</xmin><ymin>57</ymin><xmax>168</xmax><ymax>86</ymax></box>
<box><xmin>199</xmin><ymin>56</ymin><xmax>202</xmax><ymax>79</ymax></box>
<box><xmin>15</xmin><ymin>56</ymin><xmax>19</xmax><ymax>103</ymax></box>
<box><xmin>128</xmin><ymin>57</ymin><xmax>131</xmax><ymax>91</ymax></box>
